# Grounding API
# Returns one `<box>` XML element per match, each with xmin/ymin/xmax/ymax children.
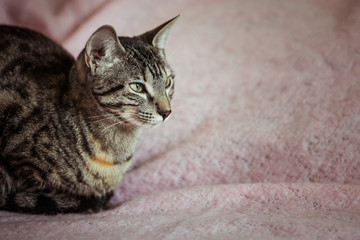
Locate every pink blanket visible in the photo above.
<box><xmin>1</xmin><ymin>0</ymin><xmax>360</xmax><ymax>239</ymax></box>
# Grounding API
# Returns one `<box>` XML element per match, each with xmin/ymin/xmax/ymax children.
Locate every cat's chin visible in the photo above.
<box><xmin>141</xmin><ymin>122</ymin><xmax>163</xmax><ymax>129</ymax></box>
<box><xmin>131</xmin><ymin>116</ymin><xmax>165</xmax><ymax>129</ymax></box>
<box><xmin>131</xmin><ymin>120</ymin><xmax>163</xmax><ymax>129</ymax></box>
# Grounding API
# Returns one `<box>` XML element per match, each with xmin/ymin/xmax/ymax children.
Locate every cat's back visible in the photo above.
<box><xmin>0</xmin><ymin>25</ymin><xmax>75</xmax><ymax>103</ymax></box>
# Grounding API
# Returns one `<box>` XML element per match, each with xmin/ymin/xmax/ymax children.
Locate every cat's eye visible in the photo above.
<box><xmin>129</xmin><ymin>83</ymin><xmax>145</xmax><ymax>93</ymax></box>
<box><xmin>165</xmin><ymin>76</ymin><xmax>172</xmax><ymax>88</ymax></box>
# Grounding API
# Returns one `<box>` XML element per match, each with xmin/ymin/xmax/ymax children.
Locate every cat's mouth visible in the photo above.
<box><xmin>133</xmin><ymin>111</ymin><xmax>165</xmax><ymax>128</ymax></box>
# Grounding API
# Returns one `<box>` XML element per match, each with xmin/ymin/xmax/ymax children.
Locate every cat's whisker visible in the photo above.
<box><xmin>102</xmin><ymin>120</ymin><xmax>127</xmax><ymax>133</ymax></box>
<box><xmin>87</xmin><ymin>114</ymin><xmax>115</xmax><ymax>119</ymax></box>
<box><xmin>89</xmin><ymin>110</ymin><xmax>139</xmax><ymax>128</ymax></box>
<box><xmin>91</xmin><ymin>117</ymin><xmax>116</xmax><ymax>124</ymax></box>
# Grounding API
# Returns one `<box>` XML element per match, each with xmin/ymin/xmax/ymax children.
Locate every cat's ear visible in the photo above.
<box><xmin>85</xmin><ymin>25</ymin><xmax>125</xmax><ymax>75</ymax></box>
<box><xmin>141</xmin><ymin>16</ymin><xmax>179</xmax><ymax>50</ymax></box>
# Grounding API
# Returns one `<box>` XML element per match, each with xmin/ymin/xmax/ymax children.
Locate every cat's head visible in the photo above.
<box><xmin>83</xmin><ymin>16</ymin><xmax>178</xmax><ymax>128</ymax></box>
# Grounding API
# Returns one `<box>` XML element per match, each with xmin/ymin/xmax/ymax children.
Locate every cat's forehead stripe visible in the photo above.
<box><xmin>144</xmin><ymin>67</ymin><xmax>152</xmax><ymax>82</ymax></box>
<box><xmin>160</xmin><ymin>65</ymin><xmax>169</xmax><ymax>77</ymax></box>
<box><xmin>123</xmin><ymin>41</ymin><xmax>163</xmax><ymax>80</ymax></box>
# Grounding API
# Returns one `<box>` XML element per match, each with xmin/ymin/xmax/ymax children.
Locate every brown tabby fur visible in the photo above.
<box><xmin>0</xmin><ymin>16</ymin><xmax>178</xmax><ymax>214</ymax></box>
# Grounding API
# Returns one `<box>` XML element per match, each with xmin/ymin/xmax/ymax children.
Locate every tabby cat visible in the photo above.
<box><xmin>0</xmin><ymin>16</ymin><xmax>178</xmax><ymax>214</ymax></box>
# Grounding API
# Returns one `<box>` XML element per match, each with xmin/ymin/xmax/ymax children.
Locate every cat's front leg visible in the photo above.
<box><xmin>0</xmin><ymin>189</ymin><xmax>113</xmax><ymax>214</ymax></box>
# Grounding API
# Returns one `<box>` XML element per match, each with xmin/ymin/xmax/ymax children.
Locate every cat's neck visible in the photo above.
<box><xmin>68</xmin><ymin>50</ymin><xmax>112</xmax><ymax>119</ymax></box>
<box><xmin>67</xmin><ymin>50</ymin><xmax>93</xmax><ymax>106</ymax></box>
<box><xmin>65</xmin><ymin>51</ymin><xmax>142</xmax><ymax>157</ymax></box>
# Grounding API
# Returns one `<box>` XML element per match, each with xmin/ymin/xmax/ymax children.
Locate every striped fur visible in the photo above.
<box><xmin>0</xmin><ymin>17</ymin><xmax>178</xmax><ymax>214</ymax></box>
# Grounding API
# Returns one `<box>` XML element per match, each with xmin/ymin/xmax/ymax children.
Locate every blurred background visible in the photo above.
<box><xmin>1</xmin><ymin>1</ymin><xmax>360</xmax><ymax>238</ymax></box>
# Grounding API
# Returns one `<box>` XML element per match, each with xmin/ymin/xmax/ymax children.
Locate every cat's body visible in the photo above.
<box><xmin>0</xmin><ymin>17</ymin><xmax>177</xmax><ymax>214</ymax></box>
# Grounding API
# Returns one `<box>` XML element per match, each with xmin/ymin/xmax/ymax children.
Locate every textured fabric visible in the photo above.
<box><xmin>1</xmin><ymin>0</ymin><xmax>360</xmax><ymax>239</ymax></box>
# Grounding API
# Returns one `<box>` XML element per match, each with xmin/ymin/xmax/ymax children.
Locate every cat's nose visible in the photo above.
<box><xmin>158</xmin><ymin>110</ymin><xmax>171</xmax><ymax>120</ymax></box>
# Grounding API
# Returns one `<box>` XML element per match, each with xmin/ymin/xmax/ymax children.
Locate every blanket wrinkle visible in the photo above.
<box><xmin>0</xmin><ymin>0</ymin><xmax>111</xmax><ymax>43</ymax></box>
